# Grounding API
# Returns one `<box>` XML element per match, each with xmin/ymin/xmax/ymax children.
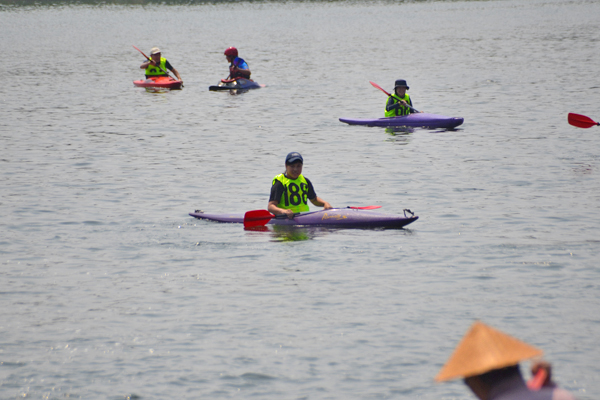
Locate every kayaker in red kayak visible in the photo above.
<box><xmin>268</xmin><ymin>152</ymin><xmax>332</xmax><ymax>219</ymax></box>
<box><xmin>140</xmin><ymin>47</ymin><xmax>182</xmax><ymax>82</ymax></box>
<box><xmin>224</xmin><ymin>47</ymin><xmax>251</xmax><ymax>79</ymax></box>
<box><xmin>385</xmin><ymin>79</ymin><xmax>419</xmax><ymax>117</ymax></box>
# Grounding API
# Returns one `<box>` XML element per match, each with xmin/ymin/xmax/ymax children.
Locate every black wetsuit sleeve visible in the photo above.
<box><xmin>386</xmin><ymin>96</ymin><xmax>400</xmax><ymax>112</ymax></box>
<box><xmin>269</xmin><ymin>180</ymin><xmax>285</xmax><ymax>202</ymax></box>
<box><xmin>305</xmin><ymin>178</ymin><xmax>317</xmax><ymax>200</ymax></box>
<box><xmin>165</xmin><ymin>60</ymin><xmax>174</xmax><ymax>70</ymax></box>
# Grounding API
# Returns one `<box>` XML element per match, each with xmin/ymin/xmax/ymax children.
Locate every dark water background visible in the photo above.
<box><xmin>1</xmin><ymin>0</ymin><xmax>599</xmax><ymax>398</ymax></box>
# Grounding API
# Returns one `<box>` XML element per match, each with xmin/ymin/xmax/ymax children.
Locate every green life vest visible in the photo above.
<box><xmin>272</xmin><ymin>173</ymin><xmax>310</xmax><ymax>213</ymax></box>
<box><xmin>385</xmin><ymin>93</ymin><xmax>412</xmax><ymax>117</ymax></box>
<box><xmin>145</xmin><ymin>57</ymin><xmax>168</xmax><ymax>77</ymax></box>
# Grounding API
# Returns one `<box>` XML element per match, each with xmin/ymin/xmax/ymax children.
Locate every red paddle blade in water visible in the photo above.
<box><xmin>243</xmin><ymin>210</ymin><xmax>275</xmax><ymax>228</ymax></box>
<box><xmin>568</xmin><ymin>113</ymin><xmax>599</xmax><ymax>128</ymax></box>
<box><xmin>527</xmin><ymin>368</ymin><xmax>548</xmax><ymax>390</ymax></box>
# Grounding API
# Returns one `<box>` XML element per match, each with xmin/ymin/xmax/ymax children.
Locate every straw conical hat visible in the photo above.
<box><xmin>435</xmin><ymin>321</ymin><xmax>543</xmax><ymax>382</ymax></box>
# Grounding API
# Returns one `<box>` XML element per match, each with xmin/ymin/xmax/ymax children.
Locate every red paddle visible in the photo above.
<box><xmin>133</xmin><ymin>45</ymin><xmax>176</xmax><ymax>80</ymax></box>
<box><xmin>369</xmin><ymin>81</ymin><xmax>420</xmax><ymax>113</ymax></box>
<box><xmin>568</xmin><ymin>113</ymin><xmax>599</xmax><ymax>128</ymax></box>
<box><xmin>527</xmin><ymin>368</ymin><xmax>548</xmax><ymax>390</ymax></box>
<box><xmin>244</xmin><ymin>210</ymin><xmax>276</xmax><ymax>228</ymax></box>
<box><xmin>243</xmin><ymin>206</ymin><xmax>382</xmax><ymax>228</ymax></box>
<box><xmin>370</xmin><ymin>81</ymin><xmax>392</xmax><ymax>97</ymax></box>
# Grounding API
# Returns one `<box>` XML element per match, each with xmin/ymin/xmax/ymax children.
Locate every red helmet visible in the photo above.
<box><xmin>224</xmin><ymin>47</ymin><xmax>238</xmax><ymax>57</ymax></box>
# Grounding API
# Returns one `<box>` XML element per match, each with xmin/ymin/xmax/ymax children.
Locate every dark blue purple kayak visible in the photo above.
<box><xmin>189</xmin><ymin>208</ymin><xmax>418</xmax><ymax>229</ymax></box>
<box><xmin>339</xmin><ymin>113</ymin><xmax>463</xmax><ymax>129</ymax></box>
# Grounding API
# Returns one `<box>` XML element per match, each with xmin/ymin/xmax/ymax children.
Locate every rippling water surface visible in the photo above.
<box><xmin>1</xmin><ymin>0</ymin><xmax>599</xmax><ymax>399</ymax></box>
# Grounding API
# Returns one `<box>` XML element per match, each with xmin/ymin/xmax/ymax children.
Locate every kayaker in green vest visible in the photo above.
<box><xmin>140</xmin><ymin>47</ymin><xmax>182</xmax><ymax>82</ymax></box>
<box><xmin>268</xmin><ymin>152</ymin><xmax>332</xmax><ymax>219</ymax></box>
<box><xmin>385</xmin><ymin>79</ymin><xmax>419</xmax><ymax>117</ymax></box>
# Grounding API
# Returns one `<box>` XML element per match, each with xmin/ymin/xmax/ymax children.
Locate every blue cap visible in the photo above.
<box><xmin>285</xmin><ymin>152</ymin><xmax>303</xmax><ymax>164</ymax></box>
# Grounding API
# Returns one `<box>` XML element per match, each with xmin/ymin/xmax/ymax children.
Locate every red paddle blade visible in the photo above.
<box><xmin>348</xmin><ymin>205</ymin><xmax>381</xmax><ymax>210</ymax></box>
<box><xmin>243</xmin><ymin>210</ymin><xmax>275</xmax><ymax>228</ymax></box>
<box><xmin>369</xmin><ymin>81</ymin><xmax>391</xmax><ymax>97</ymax></box>
<box><xmin>568</xmin><ymin>113</ymin><xmax>599</xmax><ymax>128</ymax></box>
<box><xmin>527</xmin><ymin>368</ymin><xmax>548</xmax><ymax>390</ymax></box>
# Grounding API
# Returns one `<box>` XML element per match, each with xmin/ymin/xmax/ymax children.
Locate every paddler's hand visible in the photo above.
<box><xmin>282</xmin><ymin>209</ymin><xmax>295</xmax><ymax>219</ymax></box>
<box><xmin>530</xmin><ymin>361</ymin><xmax>553</xmax><ymax>388</ymax></box>
<box><xmin>323</xmin><ymin>202</ymin><xmax>333</xmax><ymax>210</ymax></box>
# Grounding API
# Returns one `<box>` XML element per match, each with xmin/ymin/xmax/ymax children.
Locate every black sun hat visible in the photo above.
<box><xmin>394</xmin><ymin>79</ymin><xmax>409</xmax><ymax>89</ymax></box>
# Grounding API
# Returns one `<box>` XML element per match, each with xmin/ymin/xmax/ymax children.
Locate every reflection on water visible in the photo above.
<box><xmin>385</xmin><ymin>126</ymin><xmax>414</xmax><ymax>135</ymax></box>
<box><xmin>384</xmin><ymin>126</ymin><xmax>413</xmax><ymax>145</ymax></box>
<box><xmin>268</xmin><ymin>224</ymin><xmax>416</xmax><ymax>242</ymax></box>
<box><xmin>270</xmin><ymin>225</ymin><xmax>313</xmax><ymax>242</ymax></box>
<box><xmin>212</xmin><ymin>89</ymin><xmax>252</xmax><ymax>96</ymax></box>
<box><xmin>245</xmin><ymin>224</ymin><xmax>315</xmax><ymax>241</ymax></box>
<box><xmin>141</xmin><ymin>87</ymin><xmax>179</xmax><ymax>93</ymax></box>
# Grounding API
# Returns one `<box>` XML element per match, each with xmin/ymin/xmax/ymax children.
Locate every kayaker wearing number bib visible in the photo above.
<box><xmin>385</xmin><ymin>79</ymin><xmax>418</xmax><ymax>117</ymax></box>
<box><xmin>224</xmin><ymin>47</ymin><xmax>251</xmax><ymax>79</ymax></box>
<box><xmin>268</xmin><ymin>152</ymin><xmax>332</xmax><ymax>219</ymax></box>
<box><xmin>140</xmin><ymin>47</ymin><xmax>182</xmax><ymax>82</ymax></box>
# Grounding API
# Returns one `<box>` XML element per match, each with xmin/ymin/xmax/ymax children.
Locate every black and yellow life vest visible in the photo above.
<box><xmin>272</xmin><ymin>173</ymin><xmax>310</xmax><ymax>213</ymax></box>
<box><xmin>145</xmin><ymin>57</ymin><xmax>168</xmax><ymax>77</ymax></box>
<box><xmin>385</xmin><ymin>93</ymin><xmax>412</xmax><ymax>117</ymax></box>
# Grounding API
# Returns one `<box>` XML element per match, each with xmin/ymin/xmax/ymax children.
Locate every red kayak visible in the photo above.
<box><xmin>133</xmin><ymin>76</ymin><xmax>182</xmax><ymax>89</ymax></box>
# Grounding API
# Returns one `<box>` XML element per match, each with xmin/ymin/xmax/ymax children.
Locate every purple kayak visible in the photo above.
<box><xmin>339</xmin><ymin>113</ymin><xmax>463</xmax><ymax>129</ymax></box>
<box><xmin>189</xmin><ymin>208</ymin><xmax>418</xmax><ymax>229</ymax></box>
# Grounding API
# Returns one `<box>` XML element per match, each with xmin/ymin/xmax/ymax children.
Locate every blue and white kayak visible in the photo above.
<box><xmin>209</xmin><ymin>78</ymin><xmax>263</xmax><ymax>91</ymax></box>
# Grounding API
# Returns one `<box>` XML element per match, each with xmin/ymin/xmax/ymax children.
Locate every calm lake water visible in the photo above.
<box><xmin>1</xmin><ymin>0</ymin><xmax>599</xmax><ymax>399</ymax></box>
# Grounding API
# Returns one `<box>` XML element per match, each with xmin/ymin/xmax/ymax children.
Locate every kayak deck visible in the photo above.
<box><xmin>339</xmin><ymin>113</ymin><xmax>463</xmax><ymax>129</ymax></box>
<box><xmin>190</xmin><ymin>208</ymin><xmax>418</xmax><ymax>229</ymax></box>
<box><xmin>209</xmin><ymin>78</ymin><xmax>263</xmax><ymax>91</ymax></box>
<box><xmin>133</xmin><ymin>76</ymin><xmax>182</xmax><ymax>89</ymax></box>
